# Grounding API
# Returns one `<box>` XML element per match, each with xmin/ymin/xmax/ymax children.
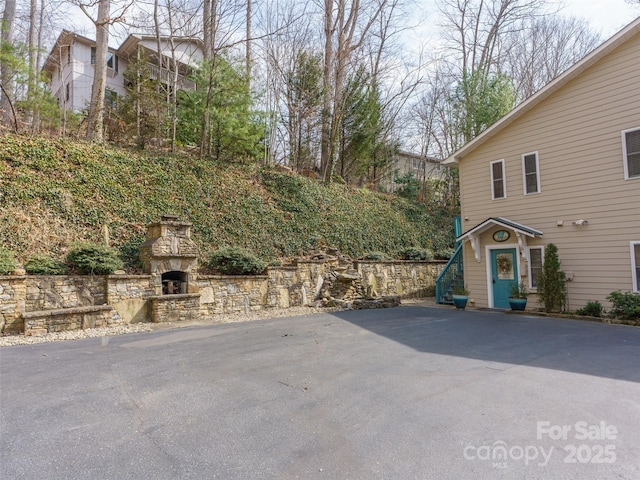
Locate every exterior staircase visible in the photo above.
<box><xmin>435</xmin><ymin>243</ymin><xmax>463</xmax><ymax>305</ymax></box>
<box><xmin>436</xmin><ymin>216</ymin><xmax>464</xmax><ymax>305</ymax></box>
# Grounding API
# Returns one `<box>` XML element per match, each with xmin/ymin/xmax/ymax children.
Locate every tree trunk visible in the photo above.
<box><xmin>199</xmin><ymin>0</ymin><xmax>217</xmax><ymax>158</ymax></box>
<box><xmin>85</xmin><ymin>0</ymin><xmax>111</xmax><ymax>142</ymax></box>
<box><xmin>0</xmin><ymin>0</ymin><xmax>17</xmax><ymax>128</ymax></box>
<box><xmin>27</xmin><ymin>0</ymin><xmax>38</xmax><ymax>129</ymax></box>
<box><xmin>246</xmin><ymin>0</ymin><xmax>252</xmax><ymax>84</ymax></box>
<box><xmin>166</xmin><ymin>0</ymin><xmax>179</xmax><ymax>152</ymax></box>
<box><xmin>153</xmin><ymin>0</ymin><xmax>163</xmax><ymax>145</ymax></box>
<box><xmin>320</xmin><ymin>0</ymin><xmax>334</xmax><ymax>181</ymax></box>
<box><xmin>203</xmin><ymin>0</ymin><xmax>212</xmax><ymax>60</ymax></box>
<box><xmin>33</xmin><ymin>0</ymin><xmax>46</xmax><ymax>131</ymax></box>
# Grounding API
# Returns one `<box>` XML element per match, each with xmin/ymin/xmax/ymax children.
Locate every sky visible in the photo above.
<box><xmin>555</xmin><ymin>0</ymin><xmax>639</xmax><ymax>36</ymax></box>
<box><xmin>65</xmin><ymin>0</ymin><xmax>640</xmax><ymax>44</ymax></box>
<box><xmin>409</xmin><ymin>0</ymin><xmax>640</xmax><ymax>43</ymax></box>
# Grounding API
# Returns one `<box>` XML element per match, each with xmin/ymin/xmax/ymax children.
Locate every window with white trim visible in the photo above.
<box><xmin>529</xmin><ymin>246</ymin><xmax>544</xmax><ymax>289</ymax></box>
<box><xmin>522</xmin><ymin>151</ymin><xmax>540</xmax><ymax>194</ymax></box>
<box><xmin>632</xmin><ymin>242</ymin><xmax>640</xmax><ymax>292</ymax></box>
<box><xmin>90</xmin><ymin>48</ymin><xmax>119</xmax><ymax>73</ymax></box>
<box><xmin>491</xmin><ymin>160</ymin><xmax>506</xmax><ymax>200</ymax></box>
<box><xmin>623</xmin><ymin>127</ymin><xmax>640</xmax><ymax>179</ymax></box>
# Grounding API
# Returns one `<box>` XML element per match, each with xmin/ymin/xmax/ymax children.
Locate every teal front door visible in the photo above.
<box><xmin>491</xmin><ymin>249</ymin><xmax>517</xmax><ymax>308</ymax></box>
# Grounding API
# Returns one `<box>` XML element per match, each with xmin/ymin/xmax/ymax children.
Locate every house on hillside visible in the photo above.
<box><xmin>441</xmin><ymin>17</ymin><xmax>640</xmax><ymax>311</ymax></box>
<box><xmin>381</xmin><ymin>150</ymin><xmax>443</xmax><ymax>193</ymax></box>
<box><xmin>42</xmin><ymin>30</ymin><xmax>203</xmax><ymax>114</ymax></box>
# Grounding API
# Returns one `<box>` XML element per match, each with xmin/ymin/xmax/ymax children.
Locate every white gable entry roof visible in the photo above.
<box><xmin>457</xmin><ymin>217</ymin><xmax>543</xmax><ymax>263</ymax></box>
<box><xmin>444</xmin><ymin>16</ymin><xmax>640</xmax><ymax>165</ymax></box>
<box><xmin>457</xmin><ymin>217</ymin><xmax>543</xmax><ymax>242</ymax></box>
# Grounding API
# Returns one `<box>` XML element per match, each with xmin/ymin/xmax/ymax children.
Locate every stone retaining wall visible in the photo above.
<box><xmin>0</xmin><ymin>276</ymin><xmax>26</xmax><ymax>334</ymax></box>
<box><xmin>196</xmin><ymin>276</ymin><xmax>268</xmax><ymax>317</ymax></box>
<box><xmin>149</xmin><ymin>294</ymin><xmax>201</xmax><ymax>323</ymax></box>
<box><xmin>22</xmin><ymin>305</ymin><xmax>120</xmax><ymax>335</ymax></box>
<box><xmin>25</xmin><ymin>276</ymin><xmax>106</xmax><ymax>311</ymax></box>
<box><xmin>107</xmin><ymin>275</ymin><xmax>155</xmax><ymax>324</ymax></box>
<box><xmin>355</xmin><ymin>261</ymin><xmax>442</xmax><ymax>298</ymax></box>
<box><xmin>0</xmin><ymin>260</ymin><xmax>445</xmax><ymax>335</ymax></box>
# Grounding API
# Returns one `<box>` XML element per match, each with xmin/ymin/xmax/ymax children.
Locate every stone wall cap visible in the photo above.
<box><xmin>145</xmin><ymin>220</ymin><xmax>193</xmax><ymax>228</ymax></box>
<box><xmin>353</xmin><ymin>260</ymin><xmax>447</xmax><ymax>265</ymax></box>
<box><xmin>196</xmin><ymin>275</ymin><xmax>268</xmax><ymax>280</ymax></box>
<box><xmin>107</xmin><ymin>274</ymin><xmax>153</xmax><ymax>279</ymax></box>
<box><xmin>148</xmin><ymin>293</ymin><xmax>201</xmax><ymax>301</ymax></box>
<box><xmin>22</xmin><ymin>305</ymin><xmax>114</xmax><ymax>319</ymax></box>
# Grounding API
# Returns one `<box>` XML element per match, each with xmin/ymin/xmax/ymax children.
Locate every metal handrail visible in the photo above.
<box><xmin>435</xmin><ymin>243</ymin><xmax>463</xmax><ymax>304</ymax></box>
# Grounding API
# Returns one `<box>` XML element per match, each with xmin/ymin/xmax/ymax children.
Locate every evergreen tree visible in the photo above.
<box><xmin>285</xmin><ymin>50</ymin><xmax>323</xmax><ymax>172</ymax></box>
<box><xmin>452</xmin><ymin>69</ymin><xmax>516</xmax><ymax>144</ymax></box>
<box><xmin>537</xmin><ymin>243</ymin><xmax>566</xmax><ymax>313</ymax></box>
<box><xmin>119</xmin><ymin>51</ymin><xmax>169</xmax><ymax>149</ymax></box>
<box><xmin>337</xmin><ymin>68</ymin><xmax>397</xmax><ymax>184</ymax></box>
<box><xmin>179</xmin><ymin>57</ymin><xmax>264</xmax><ymax>162</ymax></box>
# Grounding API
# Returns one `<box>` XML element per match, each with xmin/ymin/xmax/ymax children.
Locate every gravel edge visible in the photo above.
<box><xmin>0</xmin><ymin>299</ymin><xmax>435</xmax><ymax>347</ymax></box>
<box><xmin>0</xmin><ymin>306</ymin><xmax>343</xmax><ymax>347</ymax></box>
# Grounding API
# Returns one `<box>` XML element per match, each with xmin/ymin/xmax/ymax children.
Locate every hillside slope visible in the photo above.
<box><xmin>0</xmin><ymin>135</ymin><xmax>455</xmax><ymax>268</ymax></box>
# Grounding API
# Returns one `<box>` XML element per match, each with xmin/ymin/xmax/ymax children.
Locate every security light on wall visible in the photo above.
<box><xmin>572</xmin><ymin>219</ymin><xmax>588</xmax><ymax>226</ymax></box>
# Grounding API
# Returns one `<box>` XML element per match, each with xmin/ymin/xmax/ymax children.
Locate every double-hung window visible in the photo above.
<box><xmin>529</xmin><ymin>247</ymin><xmax>544</xmax><ymax>289</ymax></box>
<box><xmin>623</xmin><ymin>127</ymin><xmax>640</xmax><ymax>179</ymax></box>
<box><xmin>491</xmin><ymin>160</ymin><xmax>506</xmax><ymax>200</ymax></box>
<box><xmin>90</xmin><ymin>47</ymin><xmax>119</xmax><ymax>74</ymax></box>
<box><xmin>522</xmin><ymin>152</ymin><xmax>540</xmax><ymax>194</ymax></box>
<box><xmin>632</xmin><ymin>242</ymin><xmax>640</xmax><ymax>292</ymax></box>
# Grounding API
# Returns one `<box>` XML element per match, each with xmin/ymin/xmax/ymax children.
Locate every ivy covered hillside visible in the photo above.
<box><xmin>0</xmin><ymin>135</ymin><xmax>456</xmax><ymax>271</ymax></box>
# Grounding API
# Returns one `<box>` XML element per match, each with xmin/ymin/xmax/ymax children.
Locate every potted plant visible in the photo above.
<box><xmin>452</xmin><ymin>285</ymin><xmax>470</xmax><ymax>309</ymax></box>
<box><xmin>508</xmin><ymin>281</ymin><xmax>529</xmax><ymax>311</ymax></box>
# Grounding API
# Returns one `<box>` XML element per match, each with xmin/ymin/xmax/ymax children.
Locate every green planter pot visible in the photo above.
<box><xmin>508</xmin><ymin>298</ymin><xmax>527</xmax><ymax>311</ymax></box>
<box><xmin>452</xmin><ymin>295</ymin><xmax>469</xmax><ymax>310</ymax></box>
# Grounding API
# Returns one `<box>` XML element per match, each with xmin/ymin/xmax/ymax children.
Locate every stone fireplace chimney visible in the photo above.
<box><xmin>140</xmin><ymin>215</ymin><xmax>198</xmax><ymax>295</ymax></box>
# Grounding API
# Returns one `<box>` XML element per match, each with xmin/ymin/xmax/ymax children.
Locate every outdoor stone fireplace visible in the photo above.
<box><xmin>139</xmin><ymin>215</ymin><xmax>201</xmax><ymax>322</ymax></box>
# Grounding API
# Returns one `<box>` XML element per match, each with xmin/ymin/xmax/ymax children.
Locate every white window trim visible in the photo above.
<box><xmin>632</xmin><ymin>242</ymin><xmax>640</xmax><ymax>293</ymax></box>
<box><xmin>490</xmin><ymin>159</ymin><xmax>507</xmax><ymax>200</ymax></box>
<box><xmin>522</xmin><ymin>151</ymin><xmax>541</xmax><ymax>195</ymax></box>
<box><xmin>528</xmin><ymin>246</ymin><xmax>544</xmax><ymax>291</ymax></box>
<box><xmin>622</xmin><ymin>127</ymin><xmax>640</xmax><ymax>180</ymax></box>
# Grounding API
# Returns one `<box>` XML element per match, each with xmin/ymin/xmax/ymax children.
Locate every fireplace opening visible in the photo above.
<box><xmin>162</xmin><ymin>271</ymin><xmax>187</xmax><ymax>295</ymax></box>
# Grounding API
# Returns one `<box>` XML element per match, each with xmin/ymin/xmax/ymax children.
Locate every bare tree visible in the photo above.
<box><xmin>83</xmin><ymin>0</ymin><xmax>111</xmax><ymax>141</ymax></box>
<box><xmin>437</xmin><ymin>0</ymin><xmax>550</xmax><ymax>77</ymax></box>
<box><xmin>320</xmin><ymin>0</ymin><xmax>390</xmax><ymax>182</ymax></box>
<box><xmin>259</xmin><ymin>1</ymin><xmax>322</xmax><ymax>167</ymax></box>
<box><xmin>27</xmin><ymin>0</ymin><xmax>38</xmax><ymax>128</ymax></box>
<box><xmin>74</xmin><ymin>0</ymin><xmax>133</xmax><ymax>141</ymax></box>
<box><xmin>504</xmin><ymin>16</ymin><xmax>601</xmax><ymax>100</ymax></box>
<box><xmin>1</xmin><ymin>0</ymin><xmax>17</xmax><ymax>130</ymax></box>
<box><xmin>246</xmin><ymin>0</ymin><xmax>252</xmax><ymax>79</ymax></box>
<box><xmin>412</xmin><ymin>1</ymin><xmax>600</xmax><ymax>150</ymax></box>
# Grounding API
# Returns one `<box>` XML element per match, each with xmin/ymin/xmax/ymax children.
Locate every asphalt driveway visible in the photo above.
<box><xmin>1</xmin><ymin>306</ymin><xmax>640</xmax><ymax>479</ymax></box>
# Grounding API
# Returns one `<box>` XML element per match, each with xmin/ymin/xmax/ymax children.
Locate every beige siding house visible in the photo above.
<box><xmin>444</xmin><ymin>17</ymin><xmax>640</xmax><ymax>311</ymax></box>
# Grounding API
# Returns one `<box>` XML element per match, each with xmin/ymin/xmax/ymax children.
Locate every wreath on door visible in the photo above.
<box><xmin>497</xmin><ymin>256</ymin><xmax>512</xmax><ymax>273</ymax></box>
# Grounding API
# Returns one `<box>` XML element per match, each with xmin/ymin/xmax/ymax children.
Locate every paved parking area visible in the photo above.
<box><xmin>2</xmin><ymin>306</ymin><xmax>640</xmax><ymax>479</ymax></box>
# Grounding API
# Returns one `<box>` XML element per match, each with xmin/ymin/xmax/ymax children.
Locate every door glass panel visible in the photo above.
<box><xmin>496</xmin><ymin>252</ymin><xmax>514</xmax><ymax>280</ymax></box>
